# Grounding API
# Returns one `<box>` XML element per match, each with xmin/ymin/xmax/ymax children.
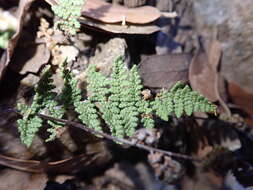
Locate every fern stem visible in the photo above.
<box><xmin>38</xmin><ymin>113</ymin><xmax>200</xmax><ymax>161</ymax></box>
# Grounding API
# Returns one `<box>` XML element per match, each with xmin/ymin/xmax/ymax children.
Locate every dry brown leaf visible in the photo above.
<box><xmin>0</xmin><ymin>0</ymin><xmax>35</xmax><ymax>81</ymax></box>
<box><xmin>139</xmin><ymin>53</ymin><xmax>192</xmax><ymax>91</ymax></box>
<box><xmin>79</xmin><ymin>17</ymin><xmax>160</xmax><ymax>34</ymax></box>
<box><xmin>46</xmin><ymin>0</ymin><xmax>161</xmax><ymax>24</ymax></box>
<box><xmin>189</xmin><ymin>39</ymin><xmax>231</xmax><ymax>115</ymax></box>
<box><xmin>228</xmin><ymin>82</ymin><xmax>253</xmax><ymax>125</ymax></box>
<box><xmin>83</xmin><ymin>0</ymin><xmax>161</xmax><ymax>24</ymax></box>
<box><xmin>189</xmin><ymin>39</ymin><xmax>221</xmax><ymax>102</ymax></box>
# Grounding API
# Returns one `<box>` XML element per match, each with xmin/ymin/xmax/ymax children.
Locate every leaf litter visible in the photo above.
<box><xmin>0</xmin><ymin>0</ymin><xmax>253</xmax><ymax>189</ymax></box>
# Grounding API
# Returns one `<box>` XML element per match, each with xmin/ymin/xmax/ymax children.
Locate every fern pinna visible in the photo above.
<box><xmin>17</xmin><ymin>66</ymin><xmax>64</xmax><ymax>147</ymax></box>
<box><xmin>51</xmin><ymin>0</ymin><xmax>85</xmax><ymax>35</ymax></box>
<box><xmin>17</xmin><ymin>57</ymin><xmax>216</xmax><ymax>147</ymax></box>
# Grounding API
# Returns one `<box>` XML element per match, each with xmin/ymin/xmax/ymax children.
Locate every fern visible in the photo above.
<box><xmin>75</xmin><ymin>100</ymin><xmax>102</xmax><ymax>131</ymax></box>
<box><xmin>51</xmin><ymin>0</ymin><xmax>85</xmax><ymax>35</ymax></box>
<box><xmin>128</xmin><ymin>66</ymin><xmax>154</xmax><ymax>130</ymax></box>
<box><xmin>151</xmin><ymin>82</ymin><xmax>216</xmax><ymax>120</ymax></box>
<box><xmin>74</xmin><ymin>64</ymin><xmax>108</xmax><ymax>132</ymax></box>
<box><xmin>84</xmin><ymin>58</ymin><xmax>155</xmax><ymax>138</ymax></box>
<box><xmin>59</xmin><ymin>60</ymin><xmax>82</xmax><ymax>108</ymax></box>
<box><xmin>17</xmin><ymin>56</ymin><xmax>216</xmax><ymax>146</ymax></box>
<box><xmin>84</xmin><ymin>57</ymin><xmax>216</xmax><ymax>138</ymax></box>
<box><xmin>17</xmin><ymin>104</ymin><xmax>43</xmax><ymax>147</ymax></box>
<box><xmin>17</xmin><ymin>66</ymin><xmax>64</xmax><ymax>146</ymax></box>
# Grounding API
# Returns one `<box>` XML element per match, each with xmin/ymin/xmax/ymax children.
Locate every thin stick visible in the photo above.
<box><xmin>37</xmin><ymin>113</ymin><xmax>200</xmax><ymax>161</ymax></box>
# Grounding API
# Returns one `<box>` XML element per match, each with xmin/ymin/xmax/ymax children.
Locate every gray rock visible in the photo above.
<box><xmin>194</xmin><ymin>0</ymin><xmax>253</xmax><ymax>93</ymax></box>
<box><xmin>156</xmin><ymin>0</ymin><xmax>172</xmax><ymax>12</ymax></box>
<box><xmin>20</xmin><ymin>73</ymin><xmax>39</xmax><ymax>87</ymax></box>
<box><xmin>89</xmin><ymin>38</ymin><xmax>129</xmax><ymax>76</ymax></box>
<box><xmin>124</xmin><ymin>0</ymin><xmax>146</xmax><ymax>7</ymax></box>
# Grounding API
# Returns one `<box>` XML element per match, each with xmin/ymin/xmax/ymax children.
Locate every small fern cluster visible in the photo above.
<box><xmin>81</xmin><ymin>58</ymin><xmax>155</xmax><ymax>138</ymax></box>
<box><xmin>17</xmin><ymin>66</ymin><xmax>64</xmax><ymax>147</ymax></box>
<box><xmin>17</xmin><ymin>60</ymin><xmax>90</xmax><ymax>147</ymax></box>
<box><xmin>17</xmin><ymin>57</ymin><xmax>216</xmax><ymax>147</ymax></box>
<box><xmin>151</xmin><ymin>83</ymin><xmax>216</xmax><ymax>120</ymax></box>
<box><xmin>51</xmin><ymin>0</ymin><xmax>85</xmax><ymax>35</ymax></box>
<box><xmin>80</xmin><ymin>57</ymin><xmax>216</xmax><ymax>138</ymax></box>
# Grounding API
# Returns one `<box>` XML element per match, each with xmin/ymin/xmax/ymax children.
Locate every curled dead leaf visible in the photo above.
<box><xmin>79</xmin><ymin>16</ymin><xmax>160</xmax><ymax>34</ymax></box>
<box><xmin>83</xmin><ymin>0</ymin><xmax>161</xmax><ymax>24</ymax></box>
<box><xmin>189</xmin><ymin>38</ymin><xmax>231</xmax><ymax>115</ymax></box>
<box><xmin>46</xmin><ymin>0</ymin><xmax>161</xmax><ymax>24</ymax></box>
<box><xmin>189</xmin><ymin>38</ymin><xmax>221</xmax><ymax>102</ymax></box>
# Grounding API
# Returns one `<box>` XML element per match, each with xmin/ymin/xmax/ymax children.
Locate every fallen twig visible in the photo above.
<box><xmin>37</xmin><ymin>113</ymin><xmax>200</xmax><ymax>161</ymax></box>
<box><xmin>5</xmin><ymin>108</ymin><xmax>200</xmax><ymax>161</ymax></box>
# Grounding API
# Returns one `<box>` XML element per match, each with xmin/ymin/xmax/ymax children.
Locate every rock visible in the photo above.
<box><xmin>193</xmin><ymin>0</ymin><xmax>253</xmax><ymax>93</ymax></box>
<box><xmin>20</xmin><ymin>73</ymin><xmax>40</xmax><ymax>87</ymax></box>
<box><xmin>89</xmin><ymin>38</ymin><xmax>129</xmax><ymax>76</ymax></box>
<box><xmin>11</xmin><ymin>44</ymin><xmax>50</xmax><ymax>75</ymax></box>
<box><xmin>124</xmin><ymin>0</ymin><xmax>146</xmax><ymax>8</ymax></box>
<box><xmin>139</xmin><ymin>53</ymin><xmax>191</xmax><ymax>91</ymax></box>
<box><xmin>156</xmin><ymin>0</ymin><xmax>172</xmax><ymax>12</ymax></box>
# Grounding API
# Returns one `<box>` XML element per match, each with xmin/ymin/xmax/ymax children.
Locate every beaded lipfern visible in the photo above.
<box><xmin>82</xmin><ymin>57</ymin><xmax>216</xmax><ymax>138</ymax></box>
<box><xmin>51</xmin><ymin>0</ymin><xmax>85</xmax><ymax>35</ymax></box>
<box><xmin>17</xmin><ymin>57</ymin><xmax>216</xmax><ymax>146</ymax></box>
<box><xmin>151</xmin><ymin>82</ymin><xmax>216</xmax><ymax>120</ymax></box>
<box><xmin>17</xmin><ymin>66</ymin><xmax>64</xmax><ymax>146</ymax></box>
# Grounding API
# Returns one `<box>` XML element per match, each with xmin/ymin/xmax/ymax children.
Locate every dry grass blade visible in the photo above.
<box><xmin>0</xmin><ymin>153</ymin><xmax>97</xmax><ymax>173</ymax></box>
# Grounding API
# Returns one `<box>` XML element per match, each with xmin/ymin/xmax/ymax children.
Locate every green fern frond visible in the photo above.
<box><xmin>104</xmin><ymin>57</ymin><xmax>129</xmax><ymax>138</ymax></box>
<box><xmin>87</xmin><ymin>64</ymin><xmax>110</xmax><ymax>102</ymax></box>
<box><xmin>85</xmin><ymin>57</ymin><xmax>216</xmax><ymax>138</ymax></box>
<box><xmin>52</xmin><ymin>0</ymin><xmax>85</xmax><ymax>35</ymax></box>
<box><xmin>59</xmin><ymin>60</ymin><xmax>82</xmax><ymax>109</ymax></box>
<box><xmin>17</xmin><ymin>115</ymin><xmax>43</xmax><ymax>147</ymax></box>
<box><xmin>17</xmin><ymin>66</ymin><xmax>64</xmax><ymax>146</ymax></box>
<box><xmin>138</xmin><ymin>100</ymin><xmax>155</xmax><ymax>129</ymax></box>
<box><xmin>152</xmin><ymin>81</ymin><xmax>216</xmax><ymax>120</ymax></box>
<box><xmin>45</xmin><ymin>100</ymin><xmax>65</xmax><ymax>142</ymax></box>
<box><xmin>17</xmin><ymin>55</ymin><xmax>217</xmax><ymax>146</ymax></box>
<box><xmin>17</xmin><ymin>66</ymin><xmax>54</xmax><ymax>146</ymax></box>
<box><xmin>75</xmin><ymin>100</ymin><xmax>102</xmax><ymax>131</ymax></box>
<box><xmin>74</xmin><ymin>64</ymin><xmax>107</xmax><ymax>132</ymax></box>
